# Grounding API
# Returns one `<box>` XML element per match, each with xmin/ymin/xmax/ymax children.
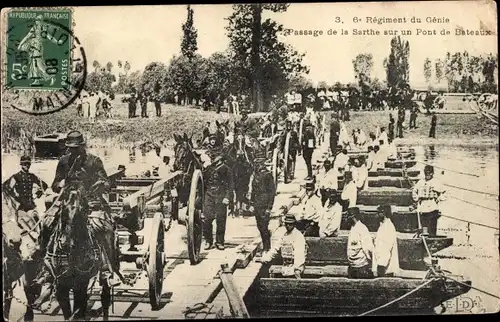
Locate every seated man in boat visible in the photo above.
<box><xmin>340</xmin><ymin>172</ymin><xmax>357</xmax><ymax>211</ymax></box>
<box><xmin>411</xmin><ymin>165</ymin><xmax>446</xmax><ymax>237</ymax></box>
<box><xmin>296</xmin><ymin>182</ymin><xmax>323</xmax><ymax>237</ymax></box>
<box><xmin>319</xmin><ymin>190</ymin><xmax>343</xmax><ymax>237</ymax></box>
<box><xmin>366</xmin><ymin>146</ymin><xmax>375</xmax><ymax>170</ymax></box>
<box><xmin>319</xmin><ymin>159</ymin><xmax>340</xmax><ymax>206</ymax></box>
<box><xmin>347</xmin><ymin>207</ymin><xmax>374</xmax><ymax>279</ymax></box>
<box><xmin>378</xmin><ymin>127</ymin><xmax>388</xmax><ymax>146</ymax></box>
<box><xmin>333</xmin><ymin>148</ymin><xmax>349</xmax><ymax>173</ymax></box>
<box><xmin>355</xmin><ymin>128</ymin><xmax>367</xmax><ymax>148</ymax></box>
<box><xmin>261</xmin><ymin>214</ymin><xmax>307</xmax><ymax>278</ymax></box>
<box><xmin>371</xmin><ymin>145</ymin><xmax>386</xmax><ymax>170</ymax></box>
<box><xmin>351</xmin><ymin>157</ymin><xmax>368</xmax><ymax>190</ymax></box>
<box><xmin>373</xmin><ymin>204</ymin><xmax>400</xmax><ymax>277</ymax></box>
<box><xmin>378</xmin><ymin>139</ymin><xmax>390</xmax><ymax>161</ymax></box>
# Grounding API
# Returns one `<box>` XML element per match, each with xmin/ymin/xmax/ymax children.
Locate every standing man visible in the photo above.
<box><xmin>248</xmin><ymin>158</ymin><xmax>276</xmax><ymax>252</ymax></box>
<box><xmin>409</xmin><ymin>106</ymin><xmax>418</xmax><ymax>129</ymax></box>
<box><xmin>388</xmin><ymin>114</ymin><xmax>395</xmax><ymax>143</ymax></box>
<box><xmin>330</xmin><ymin>113</ymin><xmax>340</xmax><ymax>156</ymax></box>
<box><xmin>373</xmin><ymin>204</ymin><xmax>399</xmax><ymax>277</ymax></box>
<box><xmin>411</xmin><ymin>165</ymin><xmax>446</xmax><ymax>236</ymax></box>
<box><xmin>45</xmin><ymin>130</ymin><xmax>119</xmax><ymax>288</ymax></box>
<box><xmin>429</xmin><ymin>113</ymin><xmax>437</xmax><ymax>138</ymax></box>
<box><xmin>397</xmin><ymin>107</ymin><xmax>405</xmax><ymax>138</ymax></box>
<box><xmin>261</xmin><ymin>214</ymin><xmax>307</xmax><ymax>279</ymax></box>
<box><xmin>341</xmin><ymin>171</ymin><xmax>357</xmax><ymax>210</ymax></box>
<box><xmin>301</xmin><ymin>121</ymin><xmax>316</xmax><ymax>180</ymax></box>
<box><xmin>154</xmin><ymin>99</ymin><xmax>161</xmax><ymax>117</ymax></box>
<box><xmin>347</xmin><ymin>207</ymin><xmax>374</xmax><ymax>279</ymax></box>
<box><xmin>284</xmin><ymin>120</ymin><xmax>300</xmax><ymax>182</ymax></box>
<box><xmin>203</xmin><ymin>134</ymin><xmax>234</xmax><ymax>250</ymax></box>
<box><xmin>140</xmin><ymin>93</ymin><xmax>148</xmax><ymax>118</ymax></box>
<box><xmin>127</xmin><ymin>93</ymin><xmax>137</xmax><ymax>118</ymax></box>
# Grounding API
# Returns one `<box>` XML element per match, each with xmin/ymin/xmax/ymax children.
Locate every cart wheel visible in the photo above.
<box><xmin>148</xmin><ymin>212</ymin><xmax>165</xmax><ymax>310</ymax></box>
<box><xmin>271</xmin><ymin>147</ymin><xmax>279</xmax><ymax>188</ymax></box>
<box><xmin>283</xmin><ymin>132</ymin><xmax>291</xmax><ymax>184</ymax></box>
<box><xmin>187</xmin><ymin>169</ymin><xmax>204</xmax><ymax>265</ymax></box>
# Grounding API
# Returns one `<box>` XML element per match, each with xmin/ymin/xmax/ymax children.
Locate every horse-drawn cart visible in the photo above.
<box><xmin>106</xmin><ymin>166</ymin><xmax>204</xmax><ymax>309</ymax></box>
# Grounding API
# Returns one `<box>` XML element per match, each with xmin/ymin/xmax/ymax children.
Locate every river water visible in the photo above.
<box><xmin>2</xmin><ymin>142</ymin><xmax>499</xmax><ymax>314</ymax></box>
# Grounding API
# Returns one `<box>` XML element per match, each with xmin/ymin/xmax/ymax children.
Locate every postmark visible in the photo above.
<box><xmin>2</xmin><ymin>8</ymin><xmax>87</xmax><ymax>115</ymax></box>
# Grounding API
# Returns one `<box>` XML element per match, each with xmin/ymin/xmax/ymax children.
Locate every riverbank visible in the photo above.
<box><xmin>1</xmin><ymin>104</ymin><xmax>237</xmax><ymax>151</ymax></box>
<box><xmin>1</xmin><ymin>107</ymin><xmax>498</xmax><ymax>151</ymax></box>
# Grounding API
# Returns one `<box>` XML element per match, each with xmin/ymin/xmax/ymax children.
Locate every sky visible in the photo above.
<box><xmin>73</xmin><ymin>1</ymin><xmax>498</xmax><ymax>88</ymax></box>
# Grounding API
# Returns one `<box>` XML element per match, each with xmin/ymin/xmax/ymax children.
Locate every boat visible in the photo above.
<box><xmin>245</xmin><ymin>263</ymin><xmax>471</xmax><ymax>317</ymax></box>
<box><xmin>347</xmin><ymin>151</ymin><xmax>416</xmax><ymax>161</ymax></box>
<box><xmin>34</xmin><ymin>133</ymin><xmax>67</xmax><ymax>158</ymax></box>
<box><xmin>357</xmin><ymin>188</ymin><xmax>414</xmax><ymax>206</ymax></box>
<box><xmin>342</xmin><ymin>169</ymin><xmax>421</xmax><ymax>178</ymax></box>
<box><xmin>304</xmin><ymin>234</ymin><xmax>453</xmax><ymax>270</ymax></box>
<box><xmin>384</xmin><ymin>160</ymin><xmax>417</xmax><ymax>169</ymax></box>
<box><xmin>335</xmin><ymin>205</ymin><xmax>431</xmax><ymax>233</ymax></box>
<box><xmin>336</xmin><ymin>176</ymin><xmax>419</xmax><ymax>190</ymax></box>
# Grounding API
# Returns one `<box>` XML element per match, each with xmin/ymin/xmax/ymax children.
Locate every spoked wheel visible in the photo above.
<box><xmin>187</xmin><ymin>169</ymin><xmax>204</xmax><ymax>265</ymax></box>
<box><xmin>271</xmin><ymin>147</ymin><xmax>279</xmax><ymax>188</ymax></box>
<box><xmin>283</xmin><ymin>132</ymin><xmax>291</xmax><ymax>184</ymax></box>
<box><xmin>148</xmin><ymin>212</ymin><xmax>165</xmax><ymax>310</ymax></box>
<box><xmin>298</xmin><ymin>119</ymin><xmax>304</xmax><ymax>147</ymax></box>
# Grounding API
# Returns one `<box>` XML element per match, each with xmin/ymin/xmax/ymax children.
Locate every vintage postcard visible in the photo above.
<box><xmin>1</xmin><ymin>1</ymin><xmax>498</xmax><ymax>320</ymax></box>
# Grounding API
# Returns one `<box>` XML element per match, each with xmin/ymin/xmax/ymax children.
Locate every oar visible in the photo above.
<box><xmin>415</xmin><ymin>160</ymin><xmax>480</xmax><ymax>178</ymax></box>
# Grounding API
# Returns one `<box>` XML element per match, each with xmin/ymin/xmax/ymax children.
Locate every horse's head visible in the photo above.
<box><xmin>173</xmin><ymin>133</ymin><xmax>197</xmax><ymax>173</ymax></box>
<box><xmin>2</xmin><ymin>191</ymin><xmax>22</xmax><ymax>251</ymax></box>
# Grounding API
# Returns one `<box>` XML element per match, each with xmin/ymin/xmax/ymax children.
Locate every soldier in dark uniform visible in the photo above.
<box><xmin>154</xmin><ymin>99</ymin><xmax>161</xmax><ymax>117</ymax></box>
<box><xmin>388</xmin><ymin>113</ymin><xmax>395</xmax><ymax>144</ymax></box>
<box><xmin>284</xmin><ymin>120</ymin><xmax>300</xmax><ymax>182</ymax></box>
<box><xmin>248</xmin><ymin>153</ymin><xmax>276</xmax><ymax>252</ymax></box>
<box><xmin>429</xmin><ymin>113</ymin><xmax>437</xmax><ymax>138</ymax></box>
<box><xmin>329</xmin><ymin>113</ymin><xmax>340</xmax><ymax>156</ymax></box>
<box><xmin>301</xmin><ymin>121</ymin><xmax>316</xmax><ymax>180</ymax></box>
<box><xmin>235</xmin><ymin>110</ymin><xmax>250</xmax><ymax>135</ymax></box>
<box><xmin>127</xmin><ymin>93</ymin><xmax>137</xmax><ymax>118</ymax></box>
<box><xmin>43</xmin><ymin>131</ymin><xmax>119</xmax><ymax>287</ymax></box>
<box><xmin>203</xmin><ymin>134</ymin><xmax>234</xmax><ymax>250</ymax></box>
<box><xmin>140</xmin><ymin>94</ymin><xmax>148</xmax><ymax>118</ymax></box>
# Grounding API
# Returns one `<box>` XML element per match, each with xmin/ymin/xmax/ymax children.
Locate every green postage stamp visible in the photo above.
<box><xmin>5</xmin><ymin>9</ymin><xmax>73</xmax><ymax>90</ymax></box>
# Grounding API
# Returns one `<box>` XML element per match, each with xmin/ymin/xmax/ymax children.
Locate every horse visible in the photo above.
<box><xmin>2</xmin><ymin>190</ymin><xmax>44</xmax><ymax>322</ymax></box>
<box><xmin>172</xmin><ymin>133</ymin><xmax>204</xmax><ymax>207</ymax></box>
<box><xmin>223</xmin><ymin>132</ymin><xmax>255</xmax><ymax>216</ymax></box>
<box><xmin>39</xmin><ymin>181</ymin><xmax>101</xmax><ymax>321</ymax></box>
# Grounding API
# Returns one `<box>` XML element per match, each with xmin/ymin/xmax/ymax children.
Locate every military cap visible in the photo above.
<box><xmin>424</xmin><ymin>165</ymin><xmax>434</xmax><ymax>174</ymax></box>
<box><xmin>283</xmin><ymin>214</ymin><xmax>297</xmax><ymax>224</ymax></box>
<box><xmin>378</xmin><ymin>204</ymin><xmax>393</xmax><ymax>218</ymax></box>
<box><xmin>65</xmin><ymin>130</ymin><xmax>86</xmax><ymax>147</ymax></box>
<box><xmin>305</xmin><ymin>182</ymin><xmax>315</xmax><ymax>191</ymax></box>
<box><xmin>20</xmin><ymin>155</ymin><xmax>31</xmax><ymax>164</ymax></box>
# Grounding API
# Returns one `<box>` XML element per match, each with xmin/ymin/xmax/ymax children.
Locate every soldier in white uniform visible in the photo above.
<box><xmin>261</xmin><ymin>214</ymin><xmax>307</xmax><ymax>278</ymax></box>
<box><xmin>296</xmin><ymin>182</ymin><xmax>323</xmax><ymax>236</ymax></box>
<box><xmin>319</xmin><ymin>190</ymin><xmax>343</xmax><ymax>237</ymax></box>
<box><xmin>373</xmin><ymin>204</ymin><xmax>400</xmax><ymax>277</ymax></box>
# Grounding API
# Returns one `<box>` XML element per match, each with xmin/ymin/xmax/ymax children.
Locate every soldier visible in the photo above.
<box><xmin>284</xmin><ymin>120</ymin><xmax>300</xmax><ymax>181</ymax></box>
<box><xmin>261</xmin><ymin>214</ymin><xmax>307</xmax><ymax>279</ymax></box>
<box><xmin>154</xmin><ymin>99</ymin><xmax>161</xmax><ymax>117</ymax></box>
<box><xmin>248</xmin><ymin>155</ymin><xmax>276</xmax><ymax>252</ymax></box>
<box><xmin>3</xmin><ymin>155</ymin><xmax>48</xmax><ymax>218</ymax></box>
<box><xmin>235</xmin><ymin>109</ymin><xmax>250</xmax><ymax>136</ymax></box>
<box><xmin>296</xmin><ymin>182</ymin><xmax>323</xmax><ymax>237</ymax></box>
<box><xmin>127</xmin><ymin>92</ymin><xmax>137</xmax><ymax>118</ymax></box>
<box><xmin>44</xmin><ymin>130</ymin><xmax>119</xmax><ymax>287</ymax></box>
<box><xmin>429</xmin><ymin>113</ymin><xmax>437</xmax><ymax>138</ymax></box>
<box><xmin>140</xmin><ymin>93</ymin><xmax>148</xmax><ymax>118</ymax></box>
<box><xmin>301</xmin><ymin>121</ymin><xmax>316</xmax><ymax>180</ymax></box>
<box><xmin>203</xmin><ymin>134</ymin><xmax>234</xmax><ymax>250</ymax></box>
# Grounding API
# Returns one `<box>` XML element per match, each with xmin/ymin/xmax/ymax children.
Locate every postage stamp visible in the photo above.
<box><xmin>2</xmin><ymin>7</ymin><xmax>87</xmax><ymax>115</ymax></box>
<box><xmin>5</xmin><ymin>9</ymin><xmax>73</xmax><ymax>90</ymax></box>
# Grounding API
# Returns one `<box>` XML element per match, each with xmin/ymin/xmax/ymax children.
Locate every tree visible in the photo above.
<box><xmin>384</xmin><ymin>36</ymin><xmax>410</xmax><ymax>89</ymax></box>
<box><xmin>423</xmin><ymin>58</ymin><xmax>432</xmax><ymax>87</ymax></box>
<box><xmin>124</xmin><ymin>61</ymin><xmax>131</xmax><ymax>75</ymax></box>
<box><xmin>166</xmin><ymin>54</ymin><xmax>207</xmax><ymax>105</ymax></box>
<box><xmin>141</xmin><ymin>62</ymin><xmax>169</xmax><ymax>102</ymax></box>
<box><xmin>482</xmin><ymin>53</ymin><xmax>498</xmax><ymax>93</ymax></box>
<box><xmin>317</xmin><ymin>81</ymin><xmax>329</xmax><ymax>90</ymax></box>
<box><xmin>92</xmin><ymin>60</ymin><xmax>101</xmax><ymax>73</ymax></box>
<box><xmin>181</xmin><ymin>5</ymin><xmax>198</xmax><ymax>60</ymax></box>
<box><xmin>105</xmin><ymin>62</ymin><xmax>113</xmax><ymax>73</ymax></box>
<box><xmin>352</xmin><ymin>53</ymin><xmax>374</xmax><ymax>87</ymax></box>
<box><xmin>435</xmin><ymin>59</ymin><xmax>444</xmax><ymax>84</ymax></box>
<box><xmin>226</xmin><ymin>4</ymin><xmax>309</xmax><ymax>112</ymax></box>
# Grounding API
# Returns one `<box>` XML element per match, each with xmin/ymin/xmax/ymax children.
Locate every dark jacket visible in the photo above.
<box><xmin>302</xmin><ymin>128</ymin><xmax>316</xmax><ymax>150</ymax></box>
<box><xmin>51</xmin><ymin>152</ymin><xmax>110</xmax><ymax>202</ymax></box>
<box><xmin>203</xmin><ymin>158</ymin><xmax>234</xmax><ymax>202</ymax></box>
<box><xmin>4</xmin><ymin>171</ymin><xmax>48</xmax><ymax>211</ymax></box>
<box><xmin>251</xmin><ymin>168</ymin><xmax>276</xmax><ymax>210</ymax></box>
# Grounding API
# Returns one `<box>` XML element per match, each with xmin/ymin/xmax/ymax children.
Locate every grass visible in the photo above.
<box><xmin>1</xmin><ymin>95</ymin><xmax>498</xmax><ymax>152</ymax></box>
<box><xmin>322</xmin><ymin>110</ymin><xmax>498</xmax><ymax>145</ymax></box>
<box><xmin>1</xmin><ymin>98</ymin><xmax>238</xmax><ymax>151</ymax></box>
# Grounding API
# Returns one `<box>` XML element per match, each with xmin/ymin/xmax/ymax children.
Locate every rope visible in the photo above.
<box><xmin>439</xmin><ymin>213</ymin><xmax>499</xmax><ymax>231</ymax></box>
<box><xmin>447</xmin><ymin>195</ymin><xmax>498</xmax><ymax>212</ymax></box>
<box><xmin>443</xmin><ymin>183</ymin><xmax>498</xmax><ymax>199</ymax></box>
<box><xmin>357</xmin><ymin>277</ymin><xmax>438</xmax><ymax>316</ymax></box>
<box><xmin>441</xmin><ymin>275</ymin><xmax>500</xmax><ymax>300</ymax></box>
<box><xmin>415</xmin><ymin>160</ymin><xmax>480</xmax><ymax>178</ymax></box>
